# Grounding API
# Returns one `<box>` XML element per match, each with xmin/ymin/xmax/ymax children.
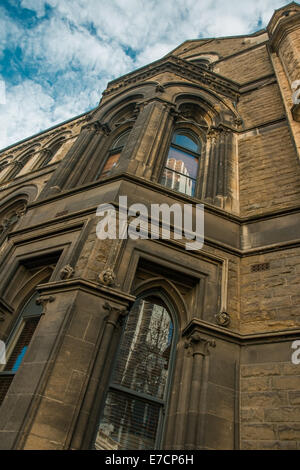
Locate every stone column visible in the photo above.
<box><xmin>205</xmin><ymin>128</ymin><xmax>233</xmax><ymax>209</ymax></box>
<box><xmin>183</xmin><ymin>332</ymin><xmax>215</xmax><ymax>449</ymax></box>
<box><xmin>115</xmin><ymin>98</ymin><xmax>175</xmax><ymax>180</ymax></box>
<box><xmin>165</xmin><ymin>329</ymin><xmax>215</xmax><ymax>450</ymax></box>
<box><xmin>39</xmin><ymin>121</ymin><xmax>103</xmax><ymax>198</ymax></box>
<box><xmin>269</xmin><ymin>7</ymin><xmax>300</xmax><ymax>121</ymax></box>
<box><xmin>74</xmin><ymin>301</ymin><xmax>129</xmax><ymax>450</ymax></box>
<box><xmin>65</xmin><ymin>122</ymin><xmax>111</xmax><ymax>188</ymax></box>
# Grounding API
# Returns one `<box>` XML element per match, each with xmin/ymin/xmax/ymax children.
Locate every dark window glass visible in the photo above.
<box><xmin>100</xmin><ymin>153</ymin><xmax>121</xmax><ymax>178</ymax></box>
<box><xmin>0</xmin><ymin>292</ymin><xmax>43</xmax><ymax>406</ymax></box>
<box><xmin>99</xmin><ymin>130</ymin><xmax>130</xmax><ymax>179</ymax></box>
<box><xmin>93</xmin><ymin>297</ymin><xmax>175</xmax><ymax>450</ymax></box>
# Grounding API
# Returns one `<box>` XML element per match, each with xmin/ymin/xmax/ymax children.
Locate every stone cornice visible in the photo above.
<box><xmin>5</xmin><ymin>172</ymin><xmax>300</xmax><ymax>258</ymax></box>
<box><xmin>103</xmin><ymin>55</ymin><xmax>239</xmax><ymax>101</ymax></box>
<box><xmin>183</xmin><ymin>318</ymin><xmax>300</xmax><ymax>345</ymax></box>
<box><xmin>36</xmin><ymin>279</ymin><xmax>136</xmax><ymax>306</ymax></box>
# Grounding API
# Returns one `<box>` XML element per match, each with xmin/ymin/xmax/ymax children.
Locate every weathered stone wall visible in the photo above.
<box><xmin>241</xmin><ymin>358</ymin><xmax>300</xmax><ymax>450</ymax></box>
<box><xmin>240</xmin><ymin>248</ymin><xmax>300</xmax><ymax>334</ymax></box>
<box><xmin>238</xmin><ymin>124</ymin><xmax>300</xmax><ymax>216</ymax></box>
<box><xmin>215</xmin><ymin>45</ymin><xmax>274</xmax><ymax>84</ymax></box>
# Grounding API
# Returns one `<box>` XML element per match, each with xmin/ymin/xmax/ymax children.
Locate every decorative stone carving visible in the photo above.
<box><xmin>184</xmin><ymin>332</ymin><xmax>216</xmax><ymax>356</ymax></box>
<box><xmin>81</xmin><ymin>121</ymin><xmax>111</xmax><ymax>135</ymax></box>
<box><xmin>98</xmin><ymin>268</ymin><xmax>116</xmax><ymax>287</ymax></box>
<box><xmin>102</xmin><ymin>55</ymin><xmax>239</xmax><ymax>101</ymax></box>
<box><xmin>13</xmin><ymin>160</ymin><xmax>25</xmax><ymax>169</ymax></box>
<box><xmin>169</xmin><ymin>107</ymin><xmax>180</xmax><ymax>121</ymax></box>
<box><xmin>215</xmin><ymin>311</ymin><xmax>231</xmax><ymax>327</ymax></box>
<box><xmin>0</xmin><ymin>203</ymin><xmax>27</xmax><ymax>234</ymax></box>
<box><xmin>206</xmin><ymin>128</ymin><xmax>220</xmax><ymax>141</ymax></box>
<box><xmin>103</xmin><ymin>301</ymin><xmax>128</xmax><ymax>327</ymax></box>
<box><xmin>59</xmin><ymin>264</ymin><xmax>74</xmax><ymax>280</ymax></box>
<box><xmin>155</xmin><ymin>83</ymin><xmax>165</xmax><ymax>93</ymax></box>
<box><xmin>36</xmin><ymin>295</ymin><xmax>55</xmax><ymax>315</ymax></box>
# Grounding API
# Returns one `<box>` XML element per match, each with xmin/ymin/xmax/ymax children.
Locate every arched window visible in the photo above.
<box><xmin>0</xmin><ymin>291</ymin><xmax>43</xmax><ymax>405</ymax></box>
<box><xmin>161</xmin><ymin>130</ymin><xmax>201</xmax><ymax>197</ymax></box>
<box><xmin>97</xmin><ymin>130</ymin><xmax>130</xmax><ymax>179</ymax></box>
<box><xmin>93</xmin><ymin>294</ymin><xmax>176</xmax><ymax>450</ymax></box>
<box><xmin>39</xmin><ymin>139</ymin><xmax>65</xmax><ymax>168</ymax></box>
<box><xmin>9</xmin><ymin>152</ymin><xmax>34</xmax><ymax>180</ymax></box>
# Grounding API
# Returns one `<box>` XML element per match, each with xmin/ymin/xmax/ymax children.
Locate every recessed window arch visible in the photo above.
<box><xmin>39</xmin><ymin>139</ymin><xmax>65</xmax><ymax>168</ymax></box>
<box><xmin>93</xmin><ymin>291</ymin><xmax>177</xmax><ymax>450</ymax></box>
<box><xmin>97</xmin><ymin>129</ymin><xmax>131</xmax><ymax>179</ymax></box>
<box><xmin>161</xmin><ymin>129</ymin><xmax>201</xmax><ymax>197</ymax></box>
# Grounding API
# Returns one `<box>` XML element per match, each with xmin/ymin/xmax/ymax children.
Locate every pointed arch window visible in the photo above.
<box><xmin>0</xmin><ymin>291</ymin><xmax>43</xmax><ymax>406</ymax></box>
<box><xmin>93</xmin><ymin>294</ymin><xmax>176</xmax><ymax>450</ymax></box>
<box><xmin>98</xmin><ymin>130</ymin><xmax>130</xmax><ymax>179</ymax></box>
<box><xmin>161</xmin><ymin>130</ymin><xmax>201</xmax><ymax>197</ymax></box>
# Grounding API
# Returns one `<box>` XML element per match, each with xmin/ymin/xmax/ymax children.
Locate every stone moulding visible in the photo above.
<box><xmin>103</xmin><ymin>55</ymin><xmax>239</xmax><ymax>100</ymax></box>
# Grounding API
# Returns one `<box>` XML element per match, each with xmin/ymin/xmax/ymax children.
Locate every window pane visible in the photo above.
<box><xmin>161</xmin><ymin>168</ymin><xmax>195</xmax><ymax>196</ymax></box>
<box><xmin>5</xmin><ymin>317</ymin><xmax>40</xmax><ymax>371</ymax></box>
<box><xmin>94</xmin><ymin>390</ymin><xmax>160</xmax><ymax>450</ymax></box>
<box><xmin>100</xmin><ymin>153</ymin><xmax>121</xmax><ymax>177</ymax></box>
<box><xmin>173</xmin><ymin>133</ymin><xmax>199</xmax><ymax>153</ymax></box>
<box><xmin>166</xmin><ymin>147</ymin><xmax>198</xmax><ymax>179</ymax></box>
<box><xmin>112</xmin><ymin>299</ymin><xmax>173</xmax><ymax>400</ymax></box>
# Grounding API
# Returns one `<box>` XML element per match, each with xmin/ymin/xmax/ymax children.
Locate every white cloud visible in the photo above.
<box><xmin>0</xmin><ymin>0</ymin><xmax>294</xmax><ymax>149</ymax></box>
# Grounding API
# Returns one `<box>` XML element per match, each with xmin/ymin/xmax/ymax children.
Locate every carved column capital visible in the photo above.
<box><xmin>94</xmin><ymin>121</ymin><xmax>111</xmax><ymax>135</ymax></box>
<box><xmin>36</xmin><ymin>295</ymin><xmax>55</xmax><ymax>315</ymax></box>
<box><xmin>81</xmin><ymin>121</ymin><xmax>110</xmax><ymax>135</ymax></box>
<box><xmin>168</xmin><ymin>107</ymin><xmax>180</xmax><ymax>121</ymax></box>
<box><xmin>184</xmin><ymin>332</ymin><xmax>216</xmax><ymax>356</ymax></box>
<box><xmin>103</xmin><ymin>301</ymin><xmax>128</xmax><ymax>327</ymax></box>
<box><xmin>206</xmin><ymin>128</ymin><xmax>220</xmax><ymax>141</ymax></box>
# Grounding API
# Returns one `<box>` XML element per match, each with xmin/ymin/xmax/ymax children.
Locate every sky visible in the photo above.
<box><xmin>0</xmin><ymin>0</ymin><xmax>294</xmax><ymax>150</ymax></box>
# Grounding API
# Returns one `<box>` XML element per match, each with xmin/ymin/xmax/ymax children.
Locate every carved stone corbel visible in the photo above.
<box><xmin>36</xmin><ymin>295</ymin><xmax>55</xmax><ymax>315</ymax></box>
<box><xmin>155</xmin><ymin>83</ymin><xmax>165</xmax><ymax>93</ymax></box>
<box><xmin>59</xmin><ymin>264</ymin><xmax>75</xmax><ymax>280</ymax></box>
<box><xmin>98</xmin><ymin>268</ymin><xmax>117</xmax><ymax>287</ymax></box>
<box><xmin>215</xmin><ymin>310</ymin><xmax>231</xmax><ymax>327</ymax></box>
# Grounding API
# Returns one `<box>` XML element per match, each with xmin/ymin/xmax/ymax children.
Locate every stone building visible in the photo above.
<box><xmin>0</xmin><ymin>1</ymin><xmax>300</xmax><ymax>450</ymax></box>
